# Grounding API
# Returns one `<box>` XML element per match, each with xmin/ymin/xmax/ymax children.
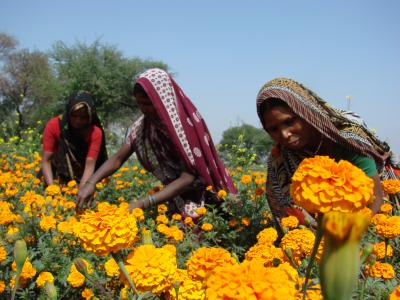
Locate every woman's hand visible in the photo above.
<box><xmin>76</xmin><ymin>182</ymin><xmax>96</xmax><ymax>212</ymax></box>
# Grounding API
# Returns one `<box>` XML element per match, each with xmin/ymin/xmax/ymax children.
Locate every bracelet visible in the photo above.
<box><xmin>149</xmin><ymin>195</ymin><xmax>157</xmax><ymax>206</ymax></box>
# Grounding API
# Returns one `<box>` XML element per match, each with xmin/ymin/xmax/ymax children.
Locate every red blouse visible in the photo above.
<box><xmin>42</xmin><ymin>117</ymin><xmax>103</xmax><ymax>160</ymax></box>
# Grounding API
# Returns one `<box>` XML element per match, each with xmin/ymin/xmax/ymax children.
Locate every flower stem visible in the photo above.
<box><xmin>113</xmin><ymin>252</ymin><xmax>140</xmax><ymax>297</ymax></box>
<box><xmin>303</xmin><ymin>216</ymin><xmax>323</xmax><ymax>300</ymax></box>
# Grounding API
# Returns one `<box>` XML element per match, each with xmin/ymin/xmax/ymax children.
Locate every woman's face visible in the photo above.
<box><xmin>262</xmin><ymin>104</ymin><xmax>319</xmax><ymax>151</ymax></box>
<box><xmin>69</xmin><ymin>106</ymin><xmax>90</xmax><ymax>130</ymax></box>
<box><xmin>135</xmin><ymin>92</ymin><xmax>158</xmax><ymax>117</ymax></box>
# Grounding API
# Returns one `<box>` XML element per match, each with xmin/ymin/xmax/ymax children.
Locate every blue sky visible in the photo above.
<box><xmin>1</xmin><ymin>0</ymin><xmax>399</xmax><ymax>154</ymax></box>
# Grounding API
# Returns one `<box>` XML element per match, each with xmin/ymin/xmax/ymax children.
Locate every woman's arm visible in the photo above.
<box><xmin>368</xmin><ymin>174</ymin><xmax>384</xmax><ymax>214</ymax></box>
<box><xmin>130</xmin><ymin>171</ymin><xmax>195</xmax><ymax>211</ymax></box>
<box><xmin>41</xmin><ymin>152</ymin><xmax>54</xmax><ymax>186</ymax></box>
<box><xmin>76</xmin><ymin>143</ymin><xmax>134</xmax><ymax>210</ymax></box>
<box><xmin>79</xmin><ymin>158</ymin><xmax>96</xmax><ymax>189</ymax></box>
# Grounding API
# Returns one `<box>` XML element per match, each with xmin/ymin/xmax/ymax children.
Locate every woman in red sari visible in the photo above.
<box><xmin>77</xmin><ymin>68</ymin><xmax>236</xmax><ymax>216</ymax></box>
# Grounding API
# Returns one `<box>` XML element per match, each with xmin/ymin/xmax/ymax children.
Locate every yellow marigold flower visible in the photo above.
<box><xmin>104</xmin><ymin>258</ymin><xmax>119</xmax><ymax>277</ymax></box>
<box><xmin>39</xmin><ymin>215</ymin><xmax>57</xmax><ymax>232</ymax></box>
<box><xmin>217</xmin><ymin>189</ymin><xmax>227</xmax><ymax>199</ymax></box>
<box><xmin>67</xmin><ymin>180</ymin><xmax>77</xmax><ymax>188</ymax></box>
<box><xmin>67</xmin><ymin>259</ymin><xmax>93</xmax><ymax>288</ymax></box>
<box><xmin>172</xmin><ymin>213</ymin><xmax>182</xmax><ymax>221</ymax></box>
<box><xmin>82</xmin><ymin>287</ymin><xmax>94</xmax><ymax>300</ymax></box>
<box><xmin>184</xmin><ymin>217</ymin><xmax>194</xmax><ymax>227</ymax></box>
<box><xmin>12</xmin><ymin>258</ymin><xmax>37</xmax><ymax>280</ymax></box>
<box><xmin>57</xmin><ymin>216</ymin><xmax>78</xmax><ymax>234</ymax></box>
<box><xmin>372</xmin><ymin>242</ymin><xmax>393</xmax><ymax>260</ymax></box>
<box><xmin>201</xmin><ymin>223</ymin><xmax>213</xmax><ymax>231</ymax></box>
<box><xmin>281</xmin><ymin>216</ymin><xmax>299</xmax><ymax>229</ymax></box>
<box><xmin>0</xmin><ymin>280</ymin><xmax>5</xmax><ymax>293</ymax></box>
<box><xmin>254</xmin><ymin>177</ymin><xmax>267</xmax><ymax>185</ymax></box>
<box><xmin>132</xmin><ymin>207</ymin><xmax>144</xmax><ymax>221</ymax></box>
<box><xmin>291</xmin><ymin>156</ymin><xmax>374</xmax><ymax>214</ymax></box>
<box><xmin>73</xmin><ymin>202</ymin><xmax>139</xmax><ymax>256</ymax></box>
<box><xmin>389</xmin><ymin>285</ymin><xmax>400</xmax><ymax>300</ymax></box>
<box><xmin>0</xmin><ymin>245</ymin><xmax>6</xmax><ymax>262</ymax></box>
<box><xmin>140</xmin><ymin>169</ymin><xmax>146</xmax><ymax>175</ymax></box>
<box><xmin>241</xmin><ymin>175</ymin><xmax>252</xmax><ymax>184</ymax></box>
<box><xmin>322</xmin><ymin>211</ymin><xmax>370</xmax><ymax>242</ymax></box>
<box><xmin>156</xmin><ymin>214</ymin><xmax>169</xmax><ymax>224</ymax></box>
<box><xmin>381</xmin><ymin>179</ymin><xmax>400</xmax><ymax>194</ymax></box>
<box><xmin>375</xmin><ymin>216</ymin><xmax>400</xmax><ymax>239</ymax></box>
<box><xmin>241</xmin><ymin>217</ymin><xmax>251</xmax><ymax>227</ymax></box>
<box><xmin>380</xmin><ymin>203</ymin><xmax>393</xmax><ymax>214</ymax></box>
<box><xmin>186</xmin><ymin>247</ymin><xmax>237</xmax><ymax>282</ymax></box>
<box><xmin>45</xmin><ymin>184</ymin><xmax>61</xmax><ymax>196</ymax></box>
<box><xmin>124</xmin><ymin>244</ymin><xmax>177</xmax><ymax>295</ymax></box>
<box><xmin>0</xmin><ymin>201</ymin><xmax>18</xmax><ymax>225</ymax></box>
<box><xmin>35</xmin><ymin>271</ymin><xmax>54</xmax><ymax>288</ymax></box>
<box><xmin>256</xmin><ymin>227</ymin><xmax>278</xmax><ymax>245</ymax></box>
<box><xmin>365</xmin><ymin>262</ymin><xmax>395</xmax><ymax>279</ymax></box>
<box><xmin>158</xmin><ymin>204</ymin><xmax>168</xmax><ymax>214</ymax></box>
<box><xmin>281</xmin><ymin>228</ymin><xmax>315</xmax><ymax>263</ymax></box>
<box><xmin>162</xmin><ymin>244</ymin><xmax>177</xmax><ymax>257</ymax></box>
<box><xmin>206</xmin><ymin>260</ymin><xmax>297</xmax><ymax>300</ymax></box>
<box><xmin>166</xmin><ymin>269</ymin><xmax>205</xmax><ymax>300</ymax></box>
<box><xmin>196</xmin><ymin>207</ymin><xmax>207</xmax><ymax>215</ymax></box>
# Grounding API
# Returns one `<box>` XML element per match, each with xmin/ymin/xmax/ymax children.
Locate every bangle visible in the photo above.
<box><xmin>85</xmin><ymin>180</ymin><xmax>96</xmax><ymax>186</ymax></box>
<box><xmin>148</xmin><ymin>195</ymin><xmax>157</xmax><ymax>206</ymax></box>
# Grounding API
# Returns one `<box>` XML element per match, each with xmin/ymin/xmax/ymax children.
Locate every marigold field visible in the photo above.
<box><xmin>0</xmin><ymin>128</ymin><xmax>399</xmax><ymax>299</ymax></box>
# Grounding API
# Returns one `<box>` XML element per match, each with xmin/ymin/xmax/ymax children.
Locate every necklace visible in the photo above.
<box><xmin>312</xmin><ymin>136</ymin><xmax>323</xmax><ymax>155</ymax></box>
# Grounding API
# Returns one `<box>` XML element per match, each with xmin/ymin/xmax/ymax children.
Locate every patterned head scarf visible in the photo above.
<box><xmin>256</xmin><ymin>77</ymin><xmax>391</xmax><ymax>219</ymax></box>
<box><xmin>126</xmin><ymin>68</ymin><xmax>236</xmax><ymax>194</ymax></box>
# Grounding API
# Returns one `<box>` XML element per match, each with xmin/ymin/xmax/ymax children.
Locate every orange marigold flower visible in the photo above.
<box><xmin>371</xmin><ymin>213</ymin><xmax>388</xmax><ymax>226</ymax></box>
<box><xmin>67</xmin><ymin>259</ymin><xmax>93</xmax><ymax>288</ymax></box>
<box><xmin>375</xmin><ymin>216</ymin><xmax>400</xmax><ymax>239</ymax></box>
<box><xmin>184</xmin><ymin>217</ymin><xmax>194</xmax><ymax>227</ymax></box>
<box><xmin>158</xmin><ymin>204</ymin><xmax>168</xmax><ymax>214</ymax></box>
<box><xmin>82</xmin><ymin>287</ymin><xmax>94</xmax><ymax>300</ymax></box>
<box><xmin>380</xmin><ymin>203</ymin><xmax>393</xmax><ymax>214</ymax></box>
<box><xmin>73</xmin><ymin>202</ymin><xmax>138</xmax><ymax>256</ymax></box>
<box><xmin>280</xmin><ymin>228</ymin><xmax>315</xmax><ymax>263</ymax></box>
<box><xmin>372</xmin><ymin>242</ymin><xmax>393</xmax><ymax>260</ymax></box>
<box><xmin>172</xmin><ymin>213</ymin><xmax>182</xmax><ymax>221</ymax></box>
<box><xmin>124</xmin><ymin>244</ymin><xmax>177</xmax><ymax>295</ymax></box>
<box><xmin>186</xmin><ymin>247</ymin><xmax>237</xmax><ymax>282</ymax></box>
<box><xmin>256</xmin><ymin>227</ymin><xmax>278</xmax><ymax>245</ymax></box>
<box><xmin>0</xmin><ymin>245</ymin><xmax>6</xmax><ymax>262</ymax></box>
<box><xmin>35</xmin><ymin>271</ymin><xmax>54</xmax><ymax>288</ymax></box>
<box><xmin>228</xmin><ymin>219</ymin><xmax>238</xmax><ymax>228</ymax></box>
<box><xmin>245</xmin><ymin>243</ymin><xmax>285</xmax><ymax>267</ymax></box>
<box><xmin>206</xmin><ymin>260</ymin><xmax>297</xmax><ymax>300</ymax></box>
<box><xmin>290</xmin><ymin>156</ymin><xmax>374</xmax><ymax>214</ymax></box>
<box><xmin>281</xmin><ymin>216</ymin><xmax>299</xmax><ymax>229</ymax></box>
<box><xmin>241</xmin><ymin>217</ymin><xmax>251</xmax><ymax>227</ymax></box>
<box><xmin>156</xmin><ymin>214</ymin><xmax>169</xmax><ymax>224</ymax></box>
<box><xmin>12</xmin><ymin>258</ymin><xmax>37</xmax><ymax>280</ymax></box>
<box><xmin>0</xmin><ymin>280</ymin><xmax>5</xmax><ymax>293</ymax></box>
<box><xmin>132</xmin><ymin>208</ymin><xmax>145</xmax><ymax>221</ymax></box>
<box><xmin>201</xmin><ymin>223</ymin><xmax>213</xmax><ymax>231</ymax></box>
<box><xmin>389</xmin><ymin>285</ymin><xmax>400</xmax><ymax>300</ymax></box>
<box><xmin>365</xmin><ymin>262</ymin><xmax>395</xmax><ymax>279</ymax></box>
<box><xmin>166</xmin><ymin>269</ymin><xmax>205</xmax><ymax>300</ymax></box>
<box><xmin>381</xmin><ymin>179</ymin><xmax>400</xmax><ymax>194</ymax></box>
<box><xmin>241</xmin><ymin>175</ymin><xmax>252</xmax><ymax>184</ymax></box>
<box><xmin>217</xmin><ymin>189</ymin><xmax>227</xmax><ymax>199</ymax></box>
<box><xmin>0</xmin><ymin>201</ymin><xmax>18</xmax><ymax>225</ymax></box>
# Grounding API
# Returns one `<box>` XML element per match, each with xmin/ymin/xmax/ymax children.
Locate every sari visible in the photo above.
<box><xmin>52</xmin><ymin>92</ymin><xmax>108</xmax><ymax>183</ymax></box>
<box><xmin>256</xmin><ymin>78</ymin><xmax>398</xmax><ymax>225</ymax></box>
<box><xmin>126</xmin><ymin>68</ymin><xmax>236</xmax><ymax>217</ymax></box>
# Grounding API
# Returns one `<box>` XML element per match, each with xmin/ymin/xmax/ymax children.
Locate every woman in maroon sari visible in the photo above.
<box><xmin>77</xmin><ymin>68</ymin><xmax>236</xmax><ymax>216</ymax></box>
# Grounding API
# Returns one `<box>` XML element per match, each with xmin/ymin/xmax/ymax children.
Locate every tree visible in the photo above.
<box><xmin>220</xmin><ymin>123</ymin><xmax>273</xmax><ymax>163</ymax></box>
<box><xmin>0</xmin><ymin>32</ymin><xmax>59</xmax><ymax>133</ymax></box>
<box><xmin>50</xmin><ymin>40</ymin><xmax>168</xmax><ymax>125</ymax></box>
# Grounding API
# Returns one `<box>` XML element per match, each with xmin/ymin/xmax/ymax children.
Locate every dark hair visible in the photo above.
<box><xmin>133</xmin><ymin>83</ymin><xmax>147</xmax><ymax>97</ymax></box>
<box><xmin>259</xmin><ymin>97</ymin><xmax>289</xmax><ymax>117</ymax></box>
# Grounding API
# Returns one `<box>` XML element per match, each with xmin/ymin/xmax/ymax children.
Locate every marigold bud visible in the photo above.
<box><xmin>14</xmin><ymin>240</ymin><xmax>27</xmax><ymax>271</ymax></box>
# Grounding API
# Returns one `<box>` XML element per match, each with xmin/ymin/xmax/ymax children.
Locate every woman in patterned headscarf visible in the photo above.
<box><xmin>256</xmin><ymin>78</ymin><xmax>398</xmax><ymax>231</ymax></box>
<box><xmin>77</xmin><ymin>68</ymin><xmax>236</xmax><ymax>215</ymax></box>
<box><xmin>41</xmin><ymin>92</ymin><xmax>108</xmax><ymax>188</ymax></box>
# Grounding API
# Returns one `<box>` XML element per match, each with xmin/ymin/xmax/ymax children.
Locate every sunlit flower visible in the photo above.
<box><xmin>256</xmin><ymin>227</ymin><xmax>278</xmax><ymax>245</ymax></box>
<box><xmin>36</xmin><ymin>272</ymin><xmax>54</xmax><ymax>288</ymax></box>
<box><xmin>372</xmin><ymin>242</ymin><xmax>393</xmax><ymax>260</ymax></box>
<box><xmin>365</xmin><ymin>262</ymin><xmax>395</xmax><ymax>279</ymax></box>
<box><xmin>45</xmin><ymin>184</ymin><xmax>61</xmax><ymax>196</ymax></box>
<box><xmin>281</xmin><ymin>228</ymin><xmax>315</xmax><ymax>263</ymax></box>
<box><xmin>82</xmin><ymin>287</ymin><xmax>94</xmax><ymax>300</ymax></box>
<box><xmin>124</xmin><ymin>244</ymin><xmax>177</xmax><ymax>295</ymax></box>
<box><xmin>39</xmin><ymin>215</ymin><xmax>57</xmax><ymax>232</ymax></box>
<box><xmin>281</xmin><ymin>216</ymin><xmax>299</xmax><ymax>229</ymax></box>
<box><xmin>380</xmin><ymin>203</ymin><xmax>393</xmax><ymax>214</ymax></box>
<box><xmin>67</xmin><ymin>259</ymin><xmax>93</xmax><ymax>288</ymax></box>
<box><xmin>217</xmin><ymin>189</ymin><xmax>227</xmax><ymax>199</ymax></box>
<box><xmin>201</xmin><ymin>223</ymin><xmax>213</xmax><ymax>231</ymax></box>
<box><xmin>196</xmin><ymin>207</ymin><xmax>207</xmax><ymax>215</ymax></box>
<box><xmin>241</xmin><ymin>175</ymin><xmax>252</xmax><ymax>184</ymax></box>
<box><xmin>104</xmin><ymin>257</ymin><xmax>120</xmax><ymax>277</ymax></box>
<box><xmin>186</xmin><ymin>247</ymin><xmax>237</xmax><ymax>282</ymax></box>
<box><xmin>375</xmin><ymin>216</ymin><xmax>400</xmax><ymax>239</ymax></box>
<box><xmin>381</xmin><ymin>179</ymin><xmax>400</xmax><ymax>194</ymax></box>
<box><xmin>291</xmin><ymin>156</ymin><xmax>374</xmax><ymax>214</ymax></box>
<box><xmin>73</xmin><ymin>202</ymin><xmax>139</xmax><ymax>256</ymax></box>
